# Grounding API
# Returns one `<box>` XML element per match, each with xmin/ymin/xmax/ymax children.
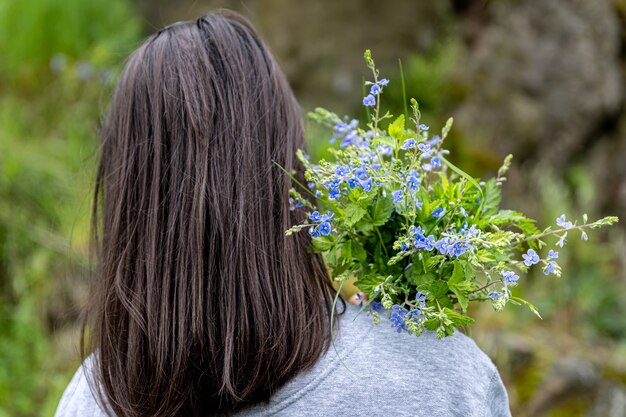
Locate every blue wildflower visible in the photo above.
<box><xmin>392</xmin><ymin>190</ymin><xmax>403</xmax><ymax>204</ymax></box>
<box><xmin>415</xmin><ymin>292</ymin><xmax>426</xmax><ymax>307</ymax></box>
<box><xmin>370</xmin><ymin>301</ymin><xmax>383</xmax><ymax>312</ymax></box>
<box><xmin>501</xmin><ymin>270</ymin><xmax>519</xmax><ymax>286</ymax></box>
<box><xmin>307</xmin><ymin>181</ymin><xmax>315</xmax><ymax>190</ymax></box>
<box><xmin>328</xmin><ymin>187</ymin><xmax>341</xmax><ymax>200</ymax></box>
<box><xmin>360</xmin><ymin>178</ymin><xmax>373</xmax><ymax>192</ymax></box>
<box><xmin>309</xmin><ymin>226</ymin><xmax>320</xmax><ymax>238</ymax></box>
<box><xmin>422</xmin><ymin>163</ymin><xmax>432</xmax><ymax>172</ymax></box>
<box><xmin>315</xmin><ymin>190</ymin><xmax>322</xmax><ymax>197</ymax></box>
<box><xmin>318</xmin><ymin>222</ymin><xmax>331</xmax><ymax>236</ymax></box>
<box><xmin>414</xmin><ymin>233</ymin><xmax>435</xmax><ymax>251</ymax></box>
<box><xmin>556</xmin><ymin>214</ymin><xmax>573</xmax><ymax>229</ymax></box>
<box><xmin>418</xmin><ymin>124</ymin><xmax>429</xmax><ymax>131</ymax></box>
<box><xmin>417</xmin><ymin>143</ymin><xmax>431</xmax><ymax>153</ymax></box>
<box><xmin>556</xmin><ymin>232</ymin><xmax>568</xmax><ymax>248</ymax></box>
<box><xmin>370</xmin><ymin>84</ymin><xmax>381</xmax><ymax>95</ymax></box>
<box><xmin>431</xmin><ymin>207</ymin><xmax>446</xmax><ymax>219</ymax></box>
<box><xmin>407</xmin><ymin>175</ymin><xmax>421</xmax><ymax>192</ymax></box>
<box><xmin>378</xmin><ymin>78</ymin><xmax>389</xmax><ymax>86</ymax></box>
<box><xmin>544</xmin><ymin>261</ymin><xmax>558</xmax><ymax>275</ymax></box>
<box><xmin>390</xmin><ymin>305</ymin><xmax>408</xmax><ymax>333</ymax></box>
<box><xmin>522</xmin><ymin>249</ymin><xmax>540</xmax><ymax>266</ymax></box>
<box><xmin>459</xmin><ymin>207</ymin><xmax>468</xmax><ymax>217</ymax></box>
<box><xmin>309</xmin><ymin>211</ymin><xmax>322</xmax><ymax>222</ymax></box>
<box><xmin>363</xmin><ymin>94</ymin><xmax>376</xmax><ymax>107</ymax></box>
<box><xmin>335</xmin><ymin>165</ymin><xmax>350</xmax><ymax>178</ymax></box>
<box><xmin>354</xmin><ymin>166</ymin><xmax>369</xmax><ymax>180</ymax></box>
<box><xmin>488</xmin><ymin>291</ymin><xmax>502</xmax><ymax>300</ymax></box>
<box><xmin>548</xmin><ymin>250</ymin><xmax>559</xmax><ymax>260</ymax></box>
<box><xmin>431</xmin><ymin>156</ymin><xmax>441</xmax><ymax>169</ymax></box>
<box><xmin>401</xmin><ymin>138</ymin><xmax>416</xmax><ymax>150</ymax></box>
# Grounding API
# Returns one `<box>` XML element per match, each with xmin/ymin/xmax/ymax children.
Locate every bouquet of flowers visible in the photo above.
<box><xmin>283</xmin><ymin>50</ymin><xmax>618</xmax><ymax>339</ymax></box>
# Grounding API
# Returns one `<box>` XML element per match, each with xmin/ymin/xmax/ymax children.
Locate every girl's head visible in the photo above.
<box><xmin>86</xmin><ymin>11</ymin><xmax>337</xmax><ymax>416</ymax></box>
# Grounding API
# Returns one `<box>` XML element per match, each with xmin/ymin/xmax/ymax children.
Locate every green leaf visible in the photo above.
<box><xmin>510</xmin><ymin>296</ymin><xmax>543</xmax><ymax>320</ymax></box>
<box><xmin>443</xmin><ymin>308</ymin><xmax>475</xmax><ymax>327</ymax></box>
<box><xmin>448</xmin><ymin>262</ymin><xmax>469</xmax><ymax>312</ymax></box>
<box><xmin>350</xmin><ymin>241</ymin><xmax>368</xmax><ymax>262</ymax></box>
<box><xmin>312</xmin><ymin>235</ymin><xmax>335</xmax><ymax>252</ymax></box>
<box><xmin>370</xmin><ymin>195</ymin><xmax>394</xmax><ymax>227</ymax></box>
<box><xmin>481</xmin><ymin>178</ymin><xmax>501</xmax><ymax>216</ymax></box>
<box><xmin>388</xmin><ymin>115</ymin><xmax>405</xmax><ymax>139</ymax></box>
<box><xmin>344</xmin><ymin>203</ymin><xmax>368</xmax><ymax>227</ymax></box>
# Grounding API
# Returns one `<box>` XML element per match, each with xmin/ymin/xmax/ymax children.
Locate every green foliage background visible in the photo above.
<box><xmin>1</xmin><ymin>0</ymin><xmax>625</xmax><ymax>416</ymax></box>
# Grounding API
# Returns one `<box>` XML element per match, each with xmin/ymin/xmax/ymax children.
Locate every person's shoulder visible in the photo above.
<box><xmin>341</xmin><ymin>302</ymin><xmax>497</xmax><ymax>373</ymax></box>
<box><xmin>54</xmin><ymin>355</ymin><xmax>108</xmax><ymax>417</ymax></box>
<box><xmin>335</xmin><ymin>303</ymin><xmax>507</xmax><ymax>414</ymax></box>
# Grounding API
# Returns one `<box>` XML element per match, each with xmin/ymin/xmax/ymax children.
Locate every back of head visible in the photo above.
<box><xmin>85</xmin><ymin>11</ymin><xmax>337</xmax><ymax>417</ymax></box>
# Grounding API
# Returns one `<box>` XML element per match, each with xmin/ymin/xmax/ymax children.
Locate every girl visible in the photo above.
<box><xmin>55</xmin><ymin>11</ymin><xmax>510</xmax><ymax>417</ymax></box>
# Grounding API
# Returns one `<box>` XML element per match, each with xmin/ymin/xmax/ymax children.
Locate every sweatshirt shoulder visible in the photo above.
<box><xmin>54</xmin><ymin>357</ymin><xmax>108</xmax><ymax>417</ymax></box>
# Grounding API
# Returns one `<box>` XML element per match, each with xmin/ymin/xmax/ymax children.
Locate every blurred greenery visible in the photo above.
<box><xmin>1</xmin><ymin>0</ymin><xmax>625</xmax><ymax>416</ymax></box>
<box><xmin>0</xmin><ymin>0</ymin><xmax>140</xmax><ymax>415</ymax></box>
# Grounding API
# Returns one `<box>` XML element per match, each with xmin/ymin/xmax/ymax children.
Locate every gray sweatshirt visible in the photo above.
<box><xmin>55</xmin><ymin>304</ymin><xmax>511</xmax><ymax>417</ymax></box>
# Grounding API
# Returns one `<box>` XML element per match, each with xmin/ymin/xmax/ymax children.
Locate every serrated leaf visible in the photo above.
<box><xmin>370</xmin><ymin>195</ymin><xmax>395</xmax><ymax>226</ymax></box>
<box><xmin>344</xmin><ymin>203</ymin><xmax>368</xmax><ymax>227</ymax></box>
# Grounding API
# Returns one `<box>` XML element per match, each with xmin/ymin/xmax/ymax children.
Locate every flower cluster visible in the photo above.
<box><xmin>284</xmin><ymin>50</ymin><xmax>619</xmax><ymax>338</ymax></box>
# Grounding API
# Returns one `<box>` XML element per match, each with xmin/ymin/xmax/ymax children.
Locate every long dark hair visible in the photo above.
<box><xmin>83</xmin><ymin>11</ymin><xmax>339</xmax><ymax>417</ymax></box>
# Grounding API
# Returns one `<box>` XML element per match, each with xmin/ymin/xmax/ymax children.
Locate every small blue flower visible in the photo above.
<box><xmin>407</xmin><ymin>175</ymin><xmax>421</xmax><ymax>192</ymax></box>
<box><xmin>431</xmin><ymin>156</ymin><xmax>441</xmax><ymax>169</ymax></box>
<box><xmin>390</xmin><ymin>305</ymin><xmax>408</xmax><ymax>333</ymax></box>
<box><xmin>548</xmin><ymin>250</ymin><xmax>559</xmax><ymax>260</ymax></box>
<box><xmin>556</xmin><ymin>214</ymin><xmax>573</xmax><ymax>229</ymax></box>
<box><xmin>501</xmin><ymin>270</ymin><xmax>519</xmax><ymax>286</ymax></box>
<box><xmin>309</xmin><ymin>211</ymin><xmax>321</xmax><ymax>222</ymax></box>
<box><xmin>556</xmin><ymin>232</ymin><xmax>568</xmax><ymax>248</ymax></box>
<box><xmin>522</xmin><ymin>249</ymin><xmax>540</xmax><ymax>266</ymax></box>
<box><xmin>488</xmin><ymin>291</ymin><xmax>502</xmax><ymax>300</ymax></box>
<box><xmin>392</xmin><ymin>190</ymin><xmax>403</xmax><ymax>204</ymax></box>
<box><xmin>370</xmin><ymin>301</ymin><xmax>383</xmax><ymax>312</ymax></box>
<box><xmin>360</xmin><ymin>178</ymin><xmax>373</xmax><ymax>192</ymax></box>
<box><xmin>335</xmin><ymin>165</ymin><xmax>350</xmax><ymax>178</ymax></box>
<box><xmin>309</xmin><ymin>226</ymin><xmax>320</xmax><ymax>238</ymax></box>
<box><xmin>422</xmin><ymin>163</ymin><xmax>432</xmax><ymax>172</ymax></box>
<box><xmin>318</xmin><ymin>222</ymin><xmax>331</xmax><ymax>236</ymax></box>
<box><xmin>315</xmin><ymin>190</ymin><xmax>322</xmax><ymax>197</ymax></box>
<box><xmin>363</xmin><ymin>94</ymin><xmax>376</xmax><ymax>107</ymax></box>
<box><xmin>417</xmin><ymin>143</ymin><xmax>431</xmax><ymax>153</ymax></box>
<box><xmin>418</xmin><ymin>124</ymin><xmax>429</xmax><ymax>131</ymax></box>
<box><xmin>431</xmin><ymin>207</ymin><xmax>446</xmax><ymax>219</ymax></box>
<box><xmin>415</xmin><ymin>292</ymin><xmax>426</xmax><ymax>307</ymax></box>
<box><xmin>328</xmin><ymin>187</ymin><xmax>341</xmax><ymax>200</ymax></box>
<box><xmin>401</xmin><ymin>138</ymin><xmax>416</xmax><ymax>150</ymax></box>
<box><xmin>347</xmin><ymin>178</ymin><xmax>358</xmax><ymax>189</ymax></box>
<box><xmin>354</xmin><ymin>166</ymin><xmax>369</xmax><ymax>180</ymax></box>
<box><xmin>307</xmin><ymin>181</ymin><xmax>315</xmax><ymax>190</ymax></box>
<box><xmin>543</xmin><ymin>261</ymin><xmax>558</xmax><ymax>275</ymax></box>
<box><xmin>378</xmin><ymin>78</ymin><xmax>389</xmax><ymax>86</ymax></box>
<box><xmin>370</xmin><ymin>84</ymin><xmax>381</xmax><ymax>95</ymax></box>
<box><xmin>459</xmin><ymin>207</ymin><xmax>468</xmax><ymax>217</ymax></box>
